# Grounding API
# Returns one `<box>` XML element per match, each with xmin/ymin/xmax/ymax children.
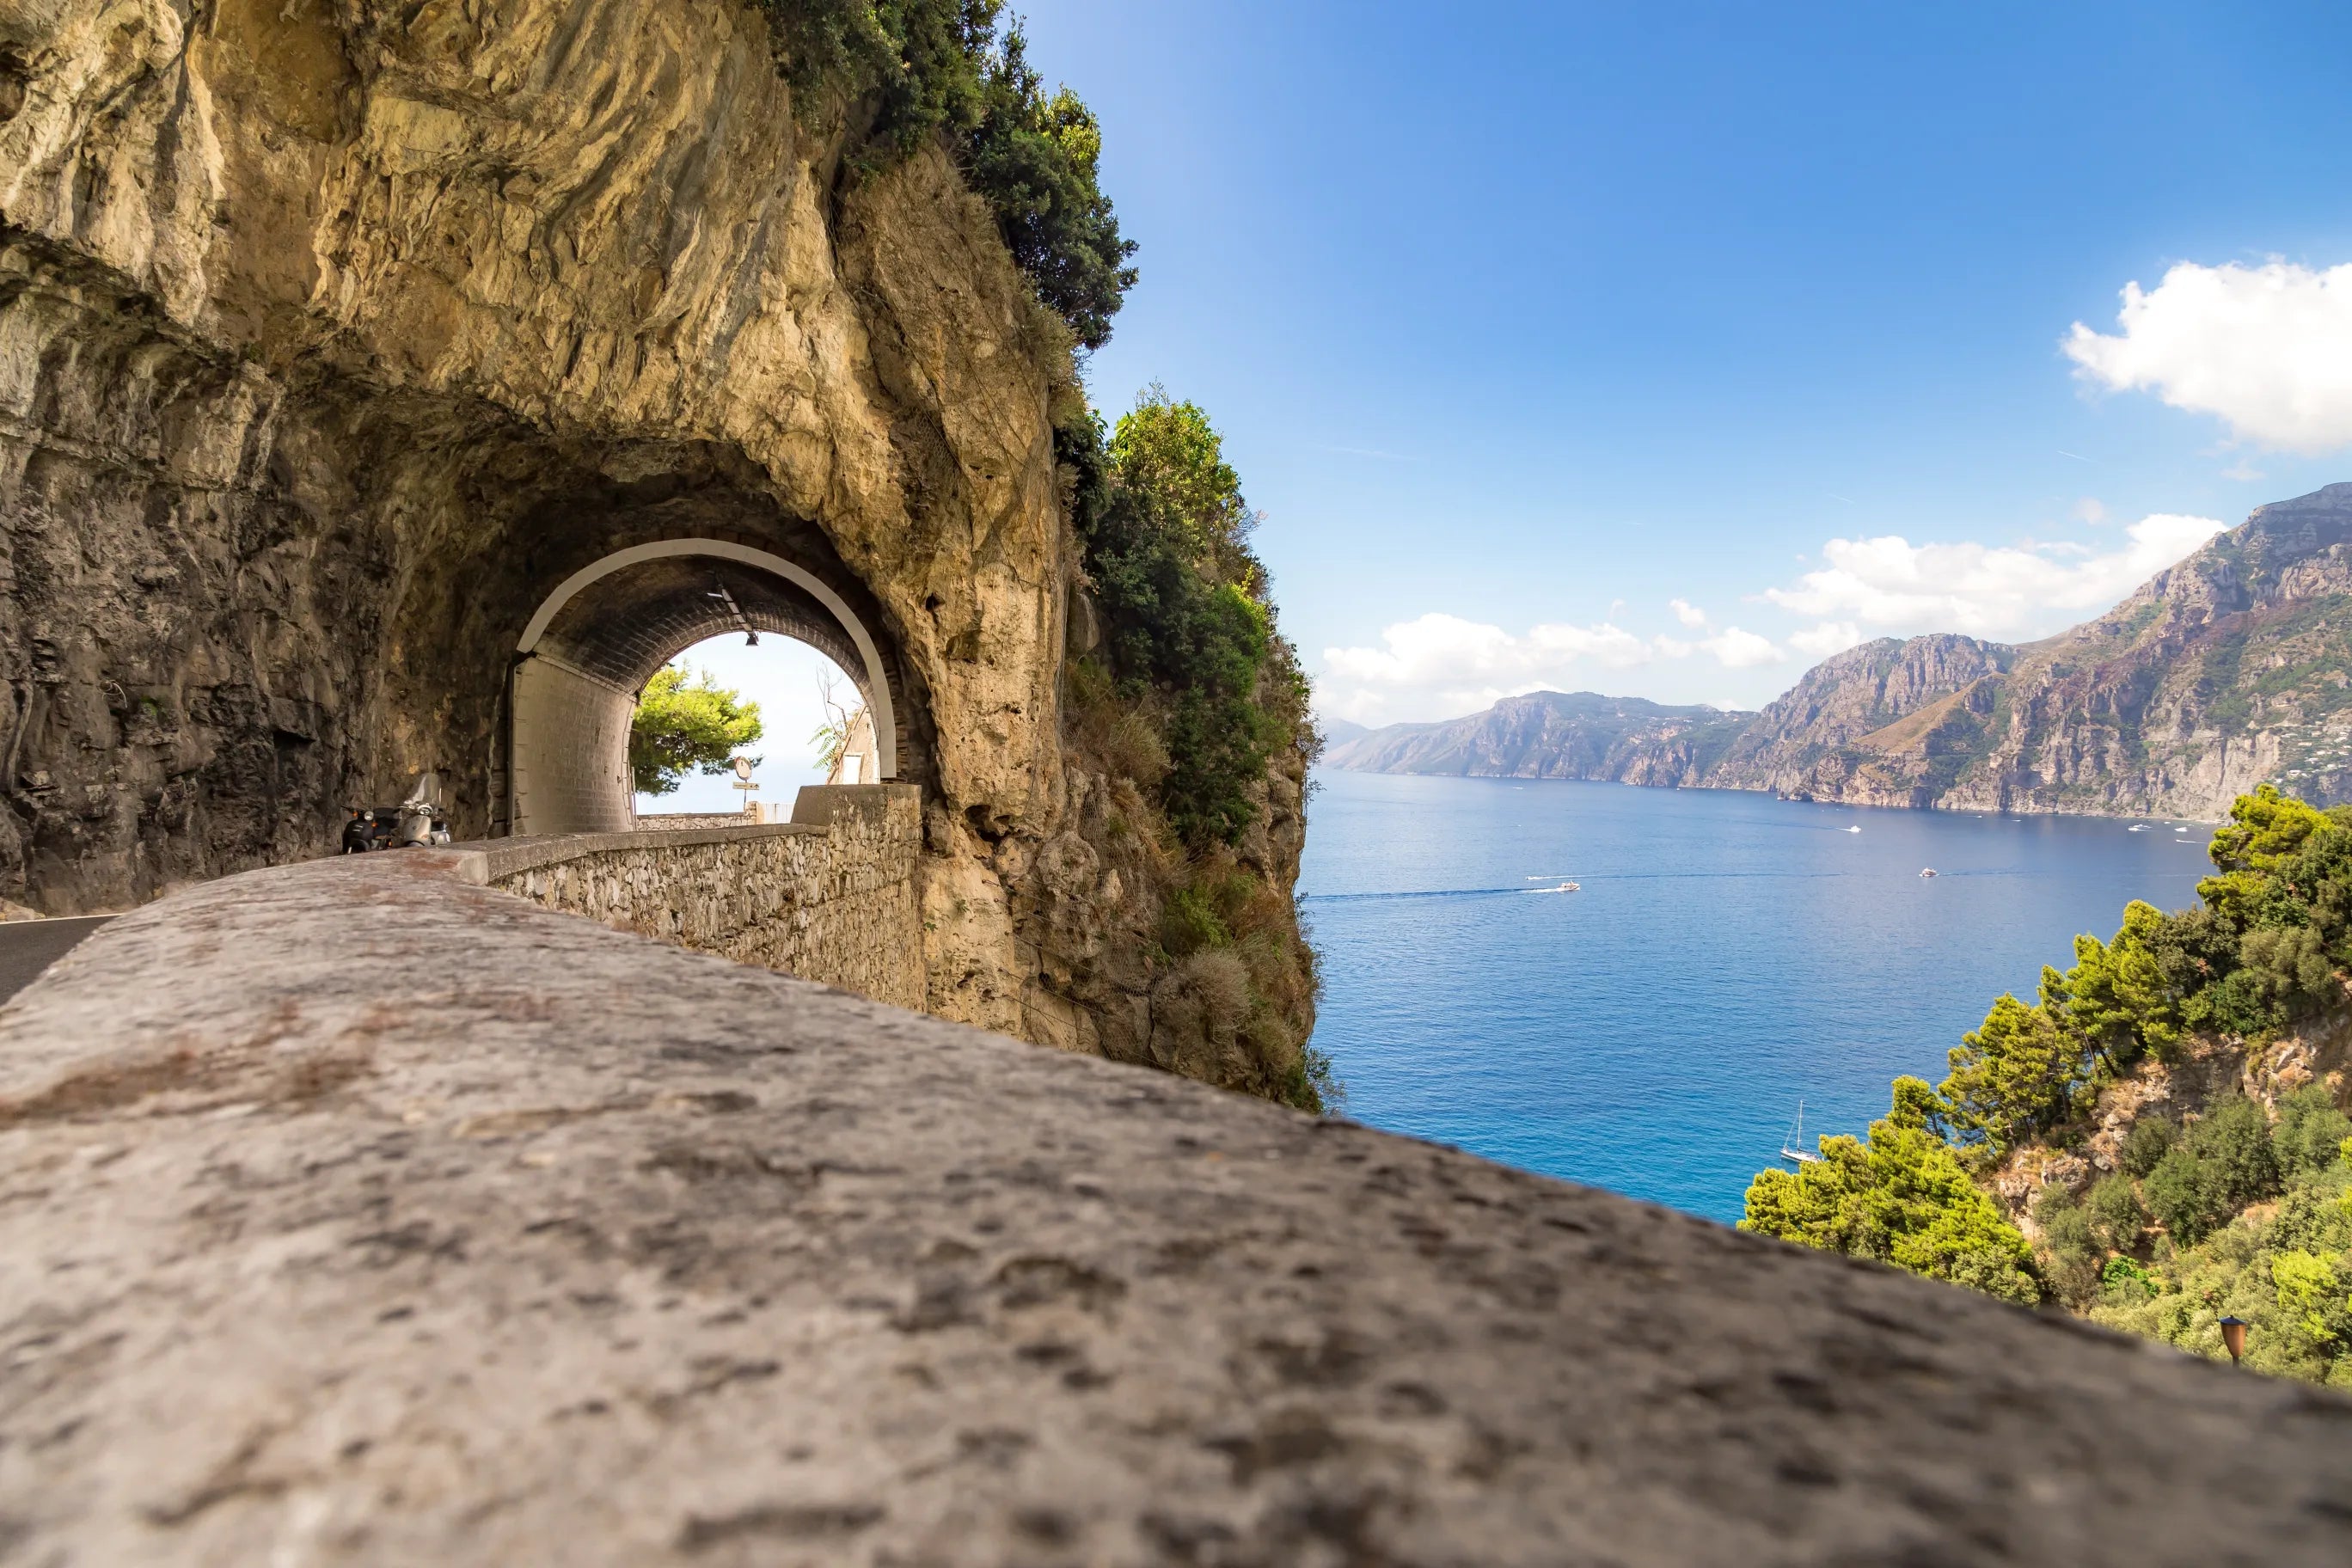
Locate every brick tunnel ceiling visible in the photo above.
<box><xmin>535</xmin><ymin>557</ymin><xmax>873</xmax><ymax>698</ymax></box>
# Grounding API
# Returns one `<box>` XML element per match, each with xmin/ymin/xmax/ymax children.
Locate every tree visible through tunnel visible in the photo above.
<box><xmin>629</xmin><ymin>634</ymin><xmax>868</xmax><ymax>821</ymax></box>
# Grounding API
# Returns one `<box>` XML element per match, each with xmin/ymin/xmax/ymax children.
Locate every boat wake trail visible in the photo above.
<box><xmin>1303</xmin><ymin>886</ymin><xmax>1524</xmax><ymax>904</ymax></box>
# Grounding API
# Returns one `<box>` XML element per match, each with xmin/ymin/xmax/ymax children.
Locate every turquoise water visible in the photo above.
<box><xmin>1300</xmin><ymin>770</ymin><xmax>2214</xmax><ymax>1223</ymax></box>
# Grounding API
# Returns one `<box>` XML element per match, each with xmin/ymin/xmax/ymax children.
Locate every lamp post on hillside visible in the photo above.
<box><xmin>2217</xmin><ymin>1315</ymin><xmax>2249</xmax><ymax>1366</ymax></box>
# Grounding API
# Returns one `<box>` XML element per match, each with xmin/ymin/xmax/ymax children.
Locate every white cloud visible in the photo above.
<box><xmin>1788</xmin><ymin>621</ymin><xmax>1867</xmax><ymax>658</ymax></box>
<box><xmin>1696</xmin><ymin>627</ymin><xmax>1784</xmax><ymax>667</ymax></box>
<box><xmin>2064</xmin><ymin>260</ymin><xmax>2352</xmax><ymax>452</ymax></box>
<box><xmin>2071</xmin><ymin>497</ymin><xmax>2108</xmax><ymax>525</ymax></box>
<box><xmin>1319</xmin><ymin>611</ymin><xmax>1782</xmax><ymax>725</ymax></box>
<box><xmin>1761</xmin><ymin>512</ymin><xmax>2225</xmax><ymax>641</ymax></box>
<box><xmin>1669</xmin><ymin>597</ymin><xmax>1709</xmax><ymax>628</ymax></box>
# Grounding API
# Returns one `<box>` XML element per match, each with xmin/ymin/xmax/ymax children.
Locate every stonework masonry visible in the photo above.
<box><xmin>481</xmin><ymin>784</ymin><xmax>921</xmax><ymax>1009</ymax></box>
<box><xmin>1</xmin><ymin>853</ymin><xmax>2347</xmax><ymax>1564</ymax></box>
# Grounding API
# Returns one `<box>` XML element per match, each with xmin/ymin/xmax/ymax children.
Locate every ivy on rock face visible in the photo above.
<box><xmin>755</xmin><ymin>1</ymin><xmax>1136</xmax><ymax>348</ymax></box>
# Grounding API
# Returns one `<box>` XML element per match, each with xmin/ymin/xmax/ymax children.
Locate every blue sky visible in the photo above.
<box><xmin>1011</xmin><ymin>1</ymin><xmax>2352</xmax><ymax>722</ymax></box>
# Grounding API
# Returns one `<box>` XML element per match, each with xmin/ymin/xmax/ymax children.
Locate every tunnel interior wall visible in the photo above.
<box><xmin>509</xmin><ymin>655</ymin><xmax>637</xmax><ymax>836</ymax></box>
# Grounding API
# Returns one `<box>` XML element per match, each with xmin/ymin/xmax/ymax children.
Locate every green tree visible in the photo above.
<box><xmin>2120</xmin><ymin>1113</ymin><xmax>2177</xmax><ymax>1178</ymax></box>
<box><xmin>1940</xmin><ymin>992</ymin><xmax>2085</xmax><ymax>1153</ymax></box>
<box><xmin>2144</xmin><ymin>1146</ymin><xmax>2225</xmax><ymax>1246</ymax></box>
<box><xmin>1740</xmin><ymin>1079</ymin><xmax>2040</xmax><ymax>1306</ymax></box>
<box><xmin>2061</xmin><ymin>902</ymin><xmax>2185</xmax><ymax>1069</ymax></box>
<box><xmin>2186</xmin><ymin>1096</ymin><xmax>2281</xmax><ymax>1210</ymax></box>
<box><xmin>629</xmin><ymin>665</ymin><xmax>763</xmax><ymax>796</ymax></box>
<box><xmin>2271</xmin><ymin>1249</ymin><xmax>2346</xmax><ymax>1353</ymax></box>
<box><xmin>2274</xmin><ymin>1087</ymin><xmax>2352</xmax><ymax>1179</ymax></box>
<box><xmin>1075</xmin><ymin>389</ymin><xmax>1287</xmax><ymax>847</ymax></box>
<box><xmin>2032</xmin><ymin>1186</ymin><xmax>2103</xmax><ymax>1307</ymax></box>
<box><xmin>965</xmin><ymin>24</ymin><xmax>1137</xmax><ymax>349</ymax></box>
<box><xmin>2085</xmin><ymin>1172</ymin><xmax>2146</xmax><ymax>1253</ymax></box>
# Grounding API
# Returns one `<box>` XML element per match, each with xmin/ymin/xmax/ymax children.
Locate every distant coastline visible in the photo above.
<box><xmin>1322</xmin><ymin>483</ymin><xmax>2352</xmax><ymax>823</ymax></box>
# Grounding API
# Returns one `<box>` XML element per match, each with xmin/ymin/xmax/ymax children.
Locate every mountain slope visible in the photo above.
<box><xmin>1785</xmin><ymin>484</ymin><xmax>2352</xmax><ymax>816</ymax></box>
<box><xmin>1327</xmin><ymin>484</ymin><xmax>2352</xmax><ymax>818</ymax></box>
<box><xmin>1323</xmin><ymin>690</ymin><xmax>1755</xmax><ymax>785</ymax></box>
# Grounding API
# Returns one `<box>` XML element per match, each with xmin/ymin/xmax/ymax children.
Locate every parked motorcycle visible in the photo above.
<box><xmin>340</xmin><ymin>805</ymin><xmax>404</xmax><ymax>853</ymax></box>
<box><xmin>341</xmin><ymin>771</ymin><xmax>453</xmax><ymax>852</ymax></box>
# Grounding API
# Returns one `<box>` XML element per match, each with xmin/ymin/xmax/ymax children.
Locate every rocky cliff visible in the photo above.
<box><xmin>1323</xmin><ymin>690</ymin><xmax>1753</xmax><ymax>786</ymax></box>
<box><xmin>1332</xmin><ymin>485</ymin><xmax>2352</xmax><ymax>819</ymax></box>
<box><xmin>0</xmin><ymin>0</ymin><xmax>1311</xmax><ymax>1090</ymax></box>
<box><xmin>1761</xmin><ymin>485</ymin><xmax>2352</xmax><ymax>817</ymax></box>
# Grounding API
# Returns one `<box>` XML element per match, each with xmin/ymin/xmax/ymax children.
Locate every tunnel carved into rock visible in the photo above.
<box><xmin>509</xmin><ymin>538</ymin><xmax>906</xmax><ymax>836</ymax></box>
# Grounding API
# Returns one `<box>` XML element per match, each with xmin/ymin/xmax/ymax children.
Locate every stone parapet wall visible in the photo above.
<box><xmin>0</xmin><ymin>852</ymin><xmax>2346</xmax><ymax>1564</ymax></box>
<box><xmin>635</xmin><ymin>812</ymin><xmax>764</xmax><ymax>830</ymax></box>
<box><xmin>485</xmin><ymin>784</ymin><xmax>922</xmax><ymax>1009</ymax></box>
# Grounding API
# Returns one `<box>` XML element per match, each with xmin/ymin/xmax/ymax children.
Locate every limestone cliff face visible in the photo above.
<box><xmin>1334</xmin><ymin>488</ymin><xmax>2352</xmax><ymax>820</ymax></box>
<box><xmin>1705</xmin><ymin>634</ymin><xmax>2014</xmax><ymax>802</ymax></box>
<box><xmin>1770</xmin><ymin>487</ymin><xmax>2352</xmax><ymax>818</ymax></box>
<box><xmin>0</xmin><ymin>0</ymin><xmax>1255</xmax><ymax>1063</ymax></box>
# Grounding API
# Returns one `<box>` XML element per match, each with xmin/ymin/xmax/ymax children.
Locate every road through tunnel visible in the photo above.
<box><xmin>505</xmin><ymin>539</ymin><xmax>916</xmax><ymax>836</ymax></box>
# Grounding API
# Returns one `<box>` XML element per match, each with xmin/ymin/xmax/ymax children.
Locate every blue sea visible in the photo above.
<box><xmin>1300</xmin><ymin>770</ymin><xmax>2214</xmax><ymax>1224</ymax></box>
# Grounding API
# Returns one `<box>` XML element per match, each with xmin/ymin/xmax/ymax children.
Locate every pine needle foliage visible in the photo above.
<box><xmin>629</xmin><ymin>665</ymin><xmax>763</xmax><ymax>796</ymax></box>
<box><xmin>1744</xmin><ymin>785</ymin><xmax>2352</xmax><ymax>1373</ymax></box>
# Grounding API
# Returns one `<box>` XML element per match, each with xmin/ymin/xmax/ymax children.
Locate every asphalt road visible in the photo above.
<box><xmin>0</xmin><ymin>916</ymin><xmax>112</xmax><ymax>1008</ymax></box>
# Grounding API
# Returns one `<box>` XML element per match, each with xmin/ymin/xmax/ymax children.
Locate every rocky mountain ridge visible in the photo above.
<box><xmin>1328</xmin><ymin>484</ymin><xmax>2352</xmax><ymax>819</ymax></box>
<box><xmin>1324</xmin><ymin>691</ymin><xmax>1754</xmax><ymax>787</ymax></box>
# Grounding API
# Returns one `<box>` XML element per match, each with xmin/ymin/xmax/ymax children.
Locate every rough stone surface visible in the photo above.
<box><xmin>0</xmin><ymin>0</ymin><xmax>1069</xmax><ymax>1038</ymax></box>
<box><xmin>489</xmin><ymin>784</ymin><xmax>921</xmax><ymax>1008</ymax></box>
<box><xmin>3</xmin><ymin>856</ymin><xmax>2349</xmax><ymax>1565</ymax></box>
<box><xmin>0</xmin><ymin>0</ymin><xmax>1320</xmax><ymax>1087</ymax></box>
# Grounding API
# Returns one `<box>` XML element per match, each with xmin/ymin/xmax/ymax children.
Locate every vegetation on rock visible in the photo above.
<box><xmin>756</xmin><ymin>0</ymin><xmax>1136</xmax><ymax>347</ymax></box>
<box><xmin>1743</xmin><ymin>784</ymin><xmax>2352</xmax><ymax>1382</ymax></box>
<box><xmin>1058</xmin><ymin>388</ymin><xmax>1331</xmax><ymax>1112</ymax></box>
<box><xmin>629</xmin><ymin>665</ymin><xmax>763</xmax><ymax>796</ymax></box>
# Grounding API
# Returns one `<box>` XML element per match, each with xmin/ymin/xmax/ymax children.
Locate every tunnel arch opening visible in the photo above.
<box><xmin>507</xmin><ymin>538</ymin><xmax>906</xmax><ymax>836</ymax></box>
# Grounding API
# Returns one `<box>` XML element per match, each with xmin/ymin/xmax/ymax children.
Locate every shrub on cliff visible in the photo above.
<box><xmin>757</xmin><ymin>1</ymin><xmax>1136</xmax><ymax>348</ymax></box>
<box><xmin>1057</xmin><ymin>389</ymin><xmax>1330</xmax><ymax>1112</ymax></box>
<box><xmin>1069</xmin><ymin>388</ymin><xmax>1300</xmax><ymax>850</ymax></box>
<box><xmin>1743</xmin><ymin>787</ymin><xmax>2352</xmax><ymax>1370</ymax></box>
<box><xmin>1740</xmin><ymin>1077</ymin><xmax>2040</xmax><ymax>1306</ymax></box>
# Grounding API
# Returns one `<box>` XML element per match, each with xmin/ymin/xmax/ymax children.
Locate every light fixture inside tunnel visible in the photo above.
<box><xmin>510</xmin><ymin>537</ymin><xmax>905</xmax><ymax>834</ymax></box>
<box><xmin>706</xmin><ymin>581</ymin><xmax>757</xmax><ymax>645</ymax></box>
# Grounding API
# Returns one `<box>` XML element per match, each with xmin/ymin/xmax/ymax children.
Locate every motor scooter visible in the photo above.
<box><xmin>341</xmin><ymin>772</ymin><xmax>453</xmax><ymax>851</ymax></box>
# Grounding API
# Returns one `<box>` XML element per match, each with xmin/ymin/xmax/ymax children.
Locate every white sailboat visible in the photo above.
<box><xmin>1779</xmin><ymin>1100</ymin><xmax>1822</xmax><ymax>1165</ymax></box>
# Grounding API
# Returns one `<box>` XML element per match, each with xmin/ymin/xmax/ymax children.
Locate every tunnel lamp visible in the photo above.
<box><xmin>2217</xmin><ymin>1316</ymin><xmax>2249</xmax><ymax>1365</ymax></box>
<box><xmin>705</xmin><ymin>585</ymin><xmax>758</xmax><ymax>643</ymax></box>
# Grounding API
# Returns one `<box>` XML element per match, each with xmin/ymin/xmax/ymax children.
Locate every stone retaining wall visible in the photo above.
<box><xmin>483</xmin><ymin>784</ymin><xmax>921</xmax><ymax>1009</ymax></box>
<box><xmin>634</xmin><ymin>811</ymin><xmax>765</xmax><ymax>830</ymax></box>
<box><xmin>0</xmin><ymin>852</ymin><xmax>2346</xmax><ymax>1564</ymax></box>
